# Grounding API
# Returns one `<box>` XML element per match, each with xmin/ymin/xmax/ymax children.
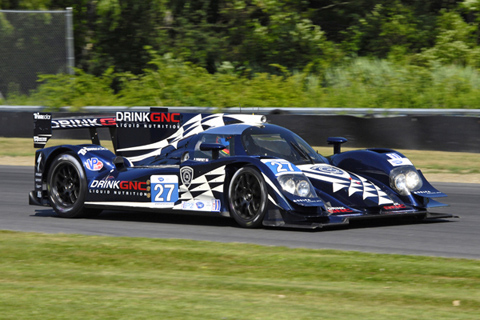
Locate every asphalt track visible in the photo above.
<box><xmin>2</xmin><ymin>165</ymin><xmax>479</xmax><ymax>259</ymax></box>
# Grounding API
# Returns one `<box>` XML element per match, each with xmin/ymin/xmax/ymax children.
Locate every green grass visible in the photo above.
<box><xmin>0</xmin><ymin>230</ymin><xmax>479</xmax><ymax>319</ymax></box>
<box><xmin>0</xmin><ymin>138</ymin><xmax>114</xmax><ymax>157</ymax></box>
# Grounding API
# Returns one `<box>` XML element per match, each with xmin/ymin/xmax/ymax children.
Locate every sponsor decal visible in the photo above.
<box><xmin>78</xmin><ymin>146</ymin><xmax>107</xmax><ymax>156</ymax></box>
<box><xmin>181</xmin><ymin>200</ymin><xmax>221</xmax><ymax>212</ymax></box>
<box><xmin>90</xmin><ymin>179</ymin><xmax>149</xmax><ymax>190</ymax></box>
<box><xmin>387</xmin><ymin>153</ymin><xmax>402</xmax><ymax>159</ymax></box>
<box><xmin>328</xmin><ymin>206</ymin><xmax>354</xmax><ymax>213</ymax></box>
<box><xmin>336</xmin><ymin>213</ymin><xmax>363</xmax><ymax>217</ymax></box>
<box><xmin>99</xmin><ymin>118</ymin><xmax>116</xmax><ymax>126</ymax></box>
<box><xmin>34</xmin><ymin>136</ymin><xmax>49</xmax><ymax>143</ymax></box>
<box><xmin>383</xmin><ymin>203</ymin><xmax>407</xmax><ymax>210</ymax></box>
<box><xmin>293</xmin><ymin>198</ymin><xmax>323</xmax><ymax>204</ymax></box>
<box><xmin>116</xmin><ymin>112</ymin><xmax>180</xmax><ymax>123</ymax></box>
<box><xmin>310</xmin><ymin>165</ymin><xmax>344</xmax><ymax>175</ymax></box>
<box><xmin>182</xmin><ymin>202</ymin><xmax>194</xmax><ymax>210</ymax></box>
<box><xmin>51</xmin><ymin>117</ymin><xmax>115</xmax><ymax>129</ymax></box>
<box><xmin>85</xmin><ymin>158</ymin><xmax>104</xmax><ymax>171</ymax></box>
<box><xmin>36</xmin><ymin>153</ymin><xmax>43</xmax><ymax>172</ymax></box>
<box><xmin>386</xmin><ymin>153</ymin><xmax>413</xmax><ymax>167</ymax></box>
<box><xmin>213</xmin><ymin>199</ymin><xmax>221</xmax><ymax>211</ymax></box>
<box><xmin>115</xmin><ymin>112</ymin><xmax>181</xmax><ymax>129</ymax></box>
<box><xmin>33</xmin><ymin>112</ymin><xmax>51</xmax><ymax>120</ymax></box>
<box><xmin>180</xmin><ymin>166</ymin><xmax>194</xmax><ymax>188</ymax></box>
<box><xmin>414</xmin><ymin>190</ymin><xmax>443</xmax><ymax>195</ymax></box>
<box><xmin>33</xmin><ymin>134</ymin><xmax>52</xmax><ymax>148</ymax></box>
<box><xmin>151</xmin><ymin>175</ymin><xmax>179</xmax><ymax>207</ymax></box>
<box><xmin>89</xmin><ymin>179</ymin><xmax>150</xmax><ymax>196</ymax></box>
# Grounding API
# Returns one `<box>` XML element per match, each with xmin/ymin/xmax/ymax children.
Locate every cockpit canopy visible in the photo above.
<box><xmin>194</xmin><ymin>124</ymin><xmax>327</xmax><ymax>164</ymax></box>
<box><xmin>241</xmin><ymin>125</ymin><xmax>327</xmax><ymax>164</ymax></box>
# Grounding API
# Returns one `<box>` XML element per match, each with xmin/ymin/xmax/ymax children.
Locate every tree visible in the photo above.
<box><xmin>164</xmin><ymin>0</ymin><xmax>340</xmax><ymax>74</ymax></box>
<box><xmin>416</xmin><ymin>10</ymin><xmax>480</xmax><ymax>67</ymax></box>
<box><xmin>0</xmin><ymin>8</ymin><xmax>69</xmax><ymax>95</ymax></box>
<box><xmin>85</xmin><ymin>0</ymin><xmax>168</xmax><ymax>75</ymax></box>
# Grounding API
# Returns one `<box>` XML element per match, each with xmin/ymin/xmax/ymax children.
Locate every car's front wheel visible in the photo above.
<box><xmin>228</xmin><ymin>166</ymin><xmax>267</xmax><ymax>228</ymax></box>
<box><xmin>47</xmin><ymin>153</ymin><xmax>99</xmax><ymax>218</ymax></box>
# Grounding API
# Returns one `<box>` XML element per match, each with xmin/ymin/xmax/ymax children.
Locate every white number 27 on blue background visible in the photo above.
<box><xmin>262</xmin><ymin>160</ymin><xmax>300</xmax><ymax>176</ymax></box>
<box><xmin>150</xmin><ymin>175</ymin><xmax>179</xmax><ymax>206</ymax></box>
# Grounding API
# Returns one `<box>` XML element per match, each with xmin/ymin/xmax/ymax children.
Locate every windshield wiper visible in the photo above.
<box><xmin>290</xmin><ymin>142</ymin><xmax>315</xmax><ymax>164</ymax></box>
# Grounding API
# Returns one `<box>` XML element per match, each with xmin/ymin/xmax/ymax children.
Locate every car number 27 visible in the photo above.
<box><xmin>262</xmin><ymin>160</ymin><xmax>301</xmax><ymax>176</ymax></box>
<box><xmin>151</xmin><ymin>175</ymin><xmax>179</xmax><ymax>206</ymax></box>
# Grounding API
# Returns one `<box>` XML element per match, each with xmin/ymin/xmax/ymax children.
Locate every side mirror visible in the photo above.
<box><xmin>200</xmin><ymin>143</ymin><xmax>227</xmax><ymax>160</ymax></box>
<box><xmin>327</xmin><ymin>137</ymin><xmax>348</xmax><ymax>154</ymax></box>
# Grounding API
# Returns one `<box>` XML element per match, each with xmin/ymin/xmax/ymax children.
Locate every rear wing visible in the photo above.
<box><xmin>33</xmin><ymin>108</ymin><xmax>266</xmax><ymax>160</ymax></box>
<box><xmin>33</xmin><ymin>107</ymin><xmax>174</xmax><ymax>152</ymax></box>
<box><xmin>33</xmin><ymin>112</ymin><xmax>117</xmax><ymax>149</ymax></box>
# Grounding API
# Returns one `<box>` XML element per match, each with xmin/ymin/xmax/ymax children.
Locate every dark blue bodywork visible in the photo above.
<box><xmin>29</xmin><ymin>111</ymin><xmax>454</xmax><ymax>228</ymax></box>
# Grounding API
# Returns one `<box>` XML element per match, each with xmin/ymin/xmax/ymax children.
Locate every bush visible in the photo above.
<box><xmin>4</xmin><ymin>54</ymin><xmax>480</xmax><ymax>110</ymax></box>
<box><xmin>27</xmin><ymin>68</ymin><xmax>119</xmax><ymax>110</ymax></box>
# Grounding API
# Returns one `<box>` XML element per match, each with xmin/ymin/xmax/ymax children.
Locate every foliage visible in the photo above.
<box><xmin>222</xmin><ymin>1</ymin><xmax>342</xmax><ymax>74</ymax></box>
<box><xmin>153</xmin><ymin>0</ymin><xmax>342</xmax><ymax>75</ymax></box>
<box><xmin>2</xmin><ymin>0</ymin><xmax>480</xmax><ymax>109</ymax></box>
<box><xmin>413</xmin><ymin>10</ymin><xmax>480</xmax><ymax>67</ymax></box>
<box><xmin>0</xmin><ymin>9</ymin><xmax>68</xmax><ymax>95</ymax></box>
<box><xmin>86</xmin><ymin>0</ymin><xmax>168</xmax><ymax>75</ymax></box>
<box><xmin>115</xmin><ymin>52</ymin><xmax>317</xmax><ymax>108</ymax></box>
<box><xmin>5</xmin><ymin>54</ymin><xmax>480</xmax><ymax>110</ymax></box>
<box><xmin>323</xmin><ymin>58</ymin><xmax>480</xmax><ymax>109</ymax></box>
<box><xmin>340</xmin><ymin>2</ymin><xmax>431</xmax><ymax>58</ymax></box>
<box><xmin>28</xmin><ymin>68</ymin><xmax>118</xmax><ymax>110</ymax></box>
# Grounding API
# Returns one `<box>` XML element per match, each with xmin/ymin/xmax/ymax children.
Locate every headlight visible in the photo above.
<box><xmin>278</xmin><ymin>174</ymin><xmax>315</xmax><ymax>198</ymax></box>
<box><xmin>390</xmin><ymin>167</ymin><xmax>422</xmax><ymax>196</ymax></box>
<box><xmin>394</xmin><ymin>174</ymin><xmax>407</xmax><ymax>192</ymax></box>
<box><xmin>283</xmin><ymin>178</ymin><xmax>296</xmax><ymax>194</ymax></box>
<box><xmin>297</xmin><ymin>180</ymin><xmax>311</xmax><ymax>197</ymax></box>
<box><xmin>405</xmin><ymin>171</ymin><xmax>421</xmax><ymax>190</ymax></box>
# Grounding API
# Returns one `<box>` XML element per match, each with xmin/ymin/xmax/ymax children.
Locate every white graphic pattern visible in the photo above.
<box><xmin>119</xmin><ymin>114</ymin><xmax>265</xmax><ymax>163</ymax></box>
<box><xmin>299</xmin><ymin>164</ymin><xmax>394</xmax><ymax>206</ymax></box>
<box><xmin>173</xmin><ymin>165</ymin><xmax>226</xmax><ymax>210</ymax></box>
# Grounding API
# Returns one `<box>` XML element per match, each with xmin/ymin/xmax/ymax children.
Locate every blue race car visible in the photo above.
<box><xmin>29</xmin><ymin>109</ymin><xmax>454</xmax><ymax>228</ymax></box>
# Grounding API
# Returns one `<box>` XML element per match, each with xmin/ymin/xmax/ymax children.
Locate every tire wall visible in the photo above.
<box><xmin>2</xmin><ymin>111</ymin><xmax>479</xmax><ymax>153</ymax></box>
<box><xmin>268</xmin><ymin>115</ymin><xmax>480</xmax><ymax>153</ymax></box>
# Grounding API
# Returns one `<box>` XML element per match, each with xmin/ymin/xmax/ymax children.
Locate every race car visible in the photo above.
<box><xmin>29</xmin><ymin>109</ymin><xmax>454</xmax><ymax>228</ymax></box>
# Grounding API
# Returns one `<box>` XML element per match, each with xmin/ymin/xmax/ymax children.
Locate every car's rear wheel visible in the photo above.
<box><xmin>228</xmin><ymin>166</ymin><xmax>267</xmax><ymax>228</ymax></box>
<box><xmin>47</xmin><ymin>153</ymin><xmax>100</xmax><ymax>218</ymax></box>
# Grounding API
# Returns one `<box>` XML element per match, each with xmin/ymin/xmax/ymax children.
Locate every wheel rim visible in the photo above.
<box><xmin>51</xmin><ymin>162</ymin><xmax>80</xmax><ymax>208</ymax></box>
<box><xmin>231</xmin><ymin>171</ymin><xmax>263</xmax><ymax>220</ymax></box>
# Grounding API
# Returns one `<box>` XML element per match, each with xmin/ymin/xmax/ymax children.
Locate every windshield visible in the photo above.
<box><xmin>241</xmin><ymin>125</ymin><xmax>326</xmax><ymax>164</ymax></box>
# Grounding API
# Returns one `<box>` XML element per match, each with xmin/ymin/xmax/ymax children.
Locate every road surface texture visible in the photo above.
<box><xmin>1</xmin><ymin>165</ymin><xmax>478</xmax><ymax>259</ymax></box>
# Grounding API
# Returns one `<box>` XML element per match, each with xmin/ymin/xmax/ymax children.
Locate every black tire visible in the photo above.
<box><xmin>47</xmin><ymin>153</ymin><xmax>99</xmax><ymax>218</ymax></box>
<box><xmin>228</xmin><ymin>166</ymin><xmax>268</xmax><ymax>228</ymax></box>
